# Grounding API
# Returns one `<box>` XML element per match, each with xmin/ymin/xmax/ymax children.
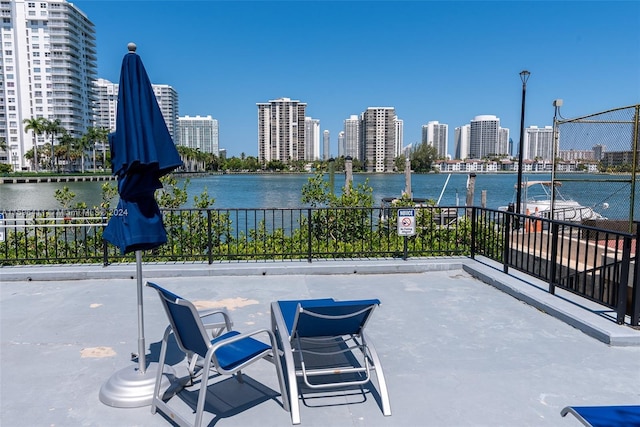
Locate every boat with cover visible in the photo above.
<box><xmin>498</xmin><ymin>180</ymin><xmax>607</xmax><ymax>222</ymax></box>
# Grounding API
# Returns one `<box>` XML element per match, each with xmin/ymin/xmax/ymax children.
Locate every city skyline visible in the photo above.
<box><xmin>72</xmin><ymin>1</ymin><xmax>639</xmax><ymax>157</ymax></box>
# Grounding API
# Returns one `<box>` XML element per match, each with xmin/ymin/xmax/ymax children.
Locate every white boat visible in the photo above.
<box><xmin>498</xmin><ymin>181</ymin><xmax>607</xmax><ymax>222</ymax></box>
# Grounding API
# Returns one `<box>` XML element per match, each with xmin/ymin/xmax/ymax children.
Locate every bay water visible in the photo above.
<box><xmin>1</xmin><ymin>173</ymin><xmax>635</xmax><ymax>220</ymax></box>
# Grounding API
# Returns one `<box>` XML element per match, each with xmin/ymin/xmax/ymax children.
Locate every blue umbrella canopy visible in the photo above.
<box><xmin>103</xmin><ymin>44</ymin><xmax>182</xmax><ymax>255</ymax></box>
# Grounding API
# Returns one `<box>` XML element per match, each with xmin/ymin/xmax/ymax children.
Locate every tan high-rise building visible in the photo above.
<box><xmin>257</xmin><ymin>97</ymin><xmax>306</xmax><ymax>164</ymax></box>
<box><xmin>361</xmin><ymin>107</ymin><xmax>398</xmax><ymax>172</ymax></box>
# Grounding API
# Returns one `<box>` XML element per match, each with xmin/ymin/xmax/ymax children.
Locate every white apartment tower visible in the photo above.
<box><xmin>524</xmin><ymin>125</ymin><xmax>554</xmax><ymax>161</ymax></box>
<box><xmin>323</xmin><ymin>130</ymin><xmax>330</xmax><ymax>160</ymax></box>
<box><xmin>177</xmin><ymin>115</ymin><xmax>219</xmax><ymax>154</ymax></box>
<box><xmin>304</xmin><ymin>117</ymin><xmax>320</xmax><ymax>161</ymax></box>
<box><xmin>361</xmin><ymin>107</ymin><xmax>397</xmax><ymax>172</ymax></box>
<box><xmin>337</xmin><ymin>131</ymin><xmax>345</xmax><ymax>157</ymax></box>
<box><xmin>153</xmin><ymin>84</ymin><xmax>179</xmax><ymax>140</ymax></box>
<box><xmin>394</xmin><ymin>118</ymin><xmax>404</xmax><ymax>157</ymax></box>
<box><xmin>454</xmin><ymin>124</ymin><xmax>470</xmax><ymax>160</ymax></box>
<box><xmin>93</xmin><ymin>78</ymin><xmax>117</xmax><ymax>131</ymax></box>
<box><xmin>1</xmin><ymin>0</ymin><xmax>97</xmax><ymax>170</ymax></box>
<box><xmin>469</xmin><ymin>115</ymin><xmax>509</xmax><ymax>159</ymax></box>
<box><xmin>498</xmin><ymin>128</ymin><xmax>510</xmax><ymax>156</ymax></box>
<box><xmin>343</xmin><ymin>115</ymin><xmax>361</xmax><ymax>160</ymax></box>
<box><xmin>93</xmin><ymin>78</ymin><xmax>179</xmax><ymax>140</ymax></box>
<box><xmin>257</xmin><ymin>97</ymin><xmax>306</xmax><ymax>164</ymax></box>
<box><xmin>422</xmin><ymin>121</ymin><xmax>449</xmax><ymax>159</ymax></box>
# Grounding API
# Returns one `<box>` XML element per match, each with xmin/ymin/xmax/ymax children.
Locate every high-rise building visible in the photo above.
<box><xmin>2</xmin><ymin>0</ymin><xmax>97</xmax><ymax>170</ymax></box>
<box><xmin>304</xmin><ymin>117</ymin><xmax>320</xmax><ymax>161</ymax></box>
<box><xmin>152</xmin><ymin>85</ymin><xmax>179</xmax><ymax>140</ymax></box>
<box><xmin>93</xmin><ymin>79</ymin><xmax>179</xmax><ymax>141</ymax></box>
<box><xmin>454</xmin><ymin>125</ymin><xmax>470</xmax><ymax>160</ymax></box>
<box><xmin>257</xmin><ymin>97</ymin><xmax>306</xmax><ymax>164</ymax></box>
<box><xmin>361</xmin><ymin>107</ymin><xmax>397</xmax><ymax>172</ymax></box>
<box><xmin>177</xmin><ymin>115</ymin><xmax>219</xmax><ymax>154</ymax></box>
<box><xmin>592</xmin><ymin>144</ymin><xmax>606</xmax><ymax>161</ymax></box>
<box><xmin>422</xmin><ymin>121</ymin><xmax>449</xmax><ymax>159</ymax></box>
<box><xmin>93</xmin><ymin>78</ymin><xmax>117</xmax><ymax>132</ymax></box>
<box><xmin>524</xmin><ymin>126</ymin><xmax>554</xmax><ymax>161</ymax></box>
<box><xmin>395</xmin><ymin>118</ymin><xmax>404</xmax><ymax>157</ymax></box>
<box><xmin>323</xmin><ymin>130</ymin><xmax>330</xmax><ymax>160</ymax></box>
<box><xmin>343</xmin><ymin>115</ymin><xmax>361</xmax><ymax>160</ymax></box>
<box><xmin>498</xmin><ymin>128</ymin><xmax>510</xmax><ymax>156</ymax></box>
<box><xmin>469</xmin><ymin>115</ymin><xmax>509</xmax><ymax>159</ymax></box>
<box><xmin>337</xmin><ymin>131</ymin><xmax>345</xmax><ymax>158</ymax></box>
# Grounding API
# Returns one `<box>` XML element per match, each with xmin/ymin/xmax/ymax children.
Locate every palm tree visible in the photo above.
<box><xmin>77</xmin><ymin>134</ymin><xmax>92</xmax><ymax>173</ymax></box>
<box><xmin>43</xmin><ymin>119</ymin><xmax>64</xmax><ymax>172</ymax></box>
<box><xmin>58</xmin><ymin>132</ymin><xmax>75</xmax><ymax>173</ymax></box>
<box><xmin>84</xmin><ymin>127</ymin><xmax>109</xmax><ymax>171</ymax></box>
<box><xmin>23</xmin><ymin>117</ymin><xmax>47</xmax><ymax>172</ymax></box>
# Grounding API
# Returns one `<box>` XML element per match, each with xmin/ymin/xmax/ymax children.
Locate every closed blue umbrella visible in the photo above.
<box><xmin>100</xmin><ymin>43</ymin><xmax>182</xmax><ymax>408</ymax></box>
<box><xmin>103</xmin><ymin>43</ymin><xmax>181</xmax><ymax>254</ymax></box>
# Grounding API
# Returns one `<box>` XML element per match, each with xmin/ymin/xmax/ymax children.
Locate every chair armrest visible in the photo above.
<box><xmin>210</xmin><ymin>328</ymin><xmax>277</xmax><ymax>352</ymax></box>
<box><xmin>198</xmin><ymin>308</ymin><xmax>233</xmax><ymax>333</ymax></box>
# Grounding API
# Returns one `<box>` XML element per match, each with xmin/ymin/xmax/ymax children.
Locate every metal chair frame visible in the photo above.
<box><xmin>147</xmin><ymin>282</ymin><xmax>289</xmax><ymax>427</ymax></box>
<box><xmin>271</xmin><ymin>298</ymin><xmax>391</xmax><ymax>425</ymax></box>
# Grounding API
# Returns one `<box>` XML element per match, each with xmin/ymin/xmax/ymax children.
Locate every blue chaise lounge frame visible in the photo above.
<box><xmin>271</xmin><ymin>298</ymin><xmax>391</xmax><ymax>424</ymax></box>
<box><xmin>561</xmin><ymin>405</ymin><xmax>640</xmax><ymax>426</ymax></box>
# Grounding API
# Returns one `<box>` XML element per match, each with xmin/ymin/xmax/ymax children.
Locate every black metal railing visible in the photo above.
<box><xmin>1</xmin><ymin>206</ymin><xmax>637</xmax><ymax>326</ymax></box>
<box><xmin>471</xmin><ymin>208</ymin><xmax>638</xmax><ymax>325</ymax></box>
<box><xmin>0</xmin><ymin>206</ymin><xmax>471</xmax><ymax>265</ymax></box>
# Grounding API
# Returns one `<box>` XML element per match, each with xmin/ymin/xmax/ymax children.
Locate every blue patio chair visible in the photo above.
<box><xmin>561</xmin><ymin>405</ymin><xmax>640</xmax><ymax>426</ymax></box>
<box><xmin>271</xmin><ymin>298</ymin><xmax>391</xmax><ymax>424</ymax></box>
<box><xmin>147</xmin><ymin>282</ymin><xmax>289</xmax><ymax>427</ymax></box>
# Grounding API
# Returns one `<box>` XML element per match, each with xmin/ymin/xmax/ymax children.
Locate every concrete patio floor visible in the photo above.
<box><xmin>1</xmin><ymin>258</ymin><xmax>639</xmax><ymax>426</ymax></box>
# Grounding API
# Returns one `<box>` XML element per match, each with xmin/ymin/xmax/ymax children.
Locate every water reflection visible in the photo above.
<box><xmin>1</xmin><ymin>173</ymin><xmax>637</xmax><ymax>221</ymax></box>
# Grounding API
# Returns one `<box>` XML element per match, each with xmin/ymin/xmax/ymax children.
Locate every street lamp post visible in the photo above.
<box><xmin>515</xmin><ymin>70</ymin><xmax>531</xmax><ymax>216</ymax></box>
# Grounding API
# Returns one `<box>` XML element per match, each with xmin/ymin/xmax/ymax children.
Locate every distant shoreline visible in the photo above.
<box><xmin>0</xmin><ymin>170</ymin><xmax>624</xmax><ymax>185</ymax></box>
<box><xmin>0</xmin><ymin>175</ymin><xmax>116</xmax><ymax>185</ymax></box>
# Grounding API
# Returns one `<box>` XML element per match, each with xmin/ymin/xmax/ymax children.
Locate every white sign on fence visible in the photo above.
<box><xmin>0</xmin><ymin>213</ymin><xmax>4</xmax><ymax>242</ymax></box>
<box><xmin>397</xmin><ymin>209</ymin><xmax>416</xmax><ymax>236</ymax></box>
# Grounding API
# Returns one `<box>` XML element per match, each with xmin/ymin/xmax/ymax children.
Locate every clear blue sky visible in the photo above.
<box><xmin>73</xmin><ymin>0</ymin><xmax>640</xmax><ymax>158</ymax></box>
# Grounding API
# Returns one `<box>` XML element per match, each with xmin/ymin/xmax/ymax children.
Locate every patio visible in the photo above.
<box><xmin>1</xmin><ymin>259</ymin><xmax>639</xmax><ymax>426</ymax></box>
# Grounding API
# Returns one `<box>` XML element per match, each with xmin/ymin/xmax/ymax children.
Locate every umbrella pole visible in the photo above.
<box><xmin>136</xmin><ymin>250</ymin><xmax>147</xmax><ymax>374</ymax></box>
<box><xmin>98</xmin><ymin>250</ymin><xmax>174</xmax><ymax>408</ymax></box>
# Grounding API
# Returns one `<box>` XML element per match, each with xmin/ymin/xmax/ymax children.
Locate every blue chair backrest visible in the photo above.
<box><xmin>294</xmin><ymin>299</ymin><xmax>380</xmax><ymax>338</ymax></box>
<box><xmin>277</xmin><ymin>299</ymin><xmax>335</xmax><ymax>335</ymax></box>
<box><xmin>147</xmin><ymin>282</ymin><xmax>209</xmax><ymax>358</ymax></box>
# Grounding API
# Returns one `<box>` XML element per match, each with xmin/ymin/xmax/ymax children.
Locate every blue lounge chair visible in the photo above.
<box><xmin>271</xmin><ymin>298</ymin><xmax>391</xmax><ymax>424</ymax></box>
<box><xmin>561</xmin><ymin>405</ymin><xmax>640</xmax><ymax>426</ymax></box>
<box><xmin>147</xmin><ymin>282</ymin><xmax>289</xmax><ymax>427</ymax></box>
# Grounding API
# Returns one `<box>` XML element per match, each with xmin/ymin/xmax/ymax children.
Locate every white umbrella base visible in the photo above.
<box><xmin>99</xmin><ymin>362</ymin><xmax>175</xmax><ymax>408</ymax></box>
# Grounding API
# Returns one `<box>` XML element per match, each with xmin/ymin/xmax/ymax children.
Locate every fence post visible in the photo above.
<box><xmin>548</xmin><ymin>222</ymin><xmax>559</xmax><ymax>295</ymax></box>
<box><xmin>307</xmin><ymin>208</ymin><xmax>312</xmax><ymax>263</ymax></box>
<box><xmin>207</xmin><ymin>209</ymin><xmax>213</xmax><ymax>265</ymax></box>
<box><xmin>403</xmin><ymin>236</ymin><xmax>408</xmax><ymax>261</ymax></box>
<box><xmin>615</xmin><ymin>235</ymin><xmax>632</xmax><ymax>324</ymax></box>
<box><xmin>470</xmin><ymin>207</ymin><xmax>477</xmax><ymax>259</ymax></box>
<box><xmin>503</xmin><ymin>212</ymin><xmax>511</xmax><ymax>274</ymax></box>
<box><xmin>632</xmin><ymin>223</ymin><xmax>640</xmax><ymax>326</ymax></box>
<box><xmin>102</xmin><ymin>235</ymin><xmax>109</xmax><ymax>266</ymax></box>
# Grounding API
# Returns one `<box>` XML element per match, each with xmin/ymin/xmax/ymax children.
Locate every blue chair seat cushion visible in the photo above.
<box><xmin>211</xmin><ymin>331</ymin><xmax>271</xmax><ymax>371</ymax></box>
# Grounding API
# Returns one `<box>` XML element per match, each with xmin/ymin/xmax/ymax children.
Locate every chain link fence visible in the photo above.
<box><xmin>553</xmin><ymin>104</ymin><xmax>639</xmax><ymax>231</ymax></box>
